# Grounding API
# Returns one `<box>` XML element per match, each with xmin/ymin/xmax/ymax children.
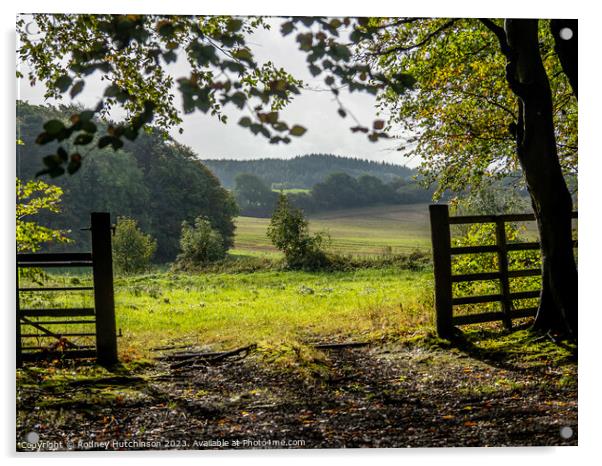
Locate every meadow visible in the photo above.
<box><xmin>232</xmin><ymin>203</ymin><xmax>432</xmax><ymax>257</ymax></box>
<box><xmin>21</xmin><ymin>267</ymin><xmax>434</xmax><ymax>358</ymax></box>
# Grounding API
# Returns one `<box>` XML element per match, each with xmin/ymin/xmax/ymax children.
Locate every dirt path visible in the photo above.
<box><xmin>16</xmin><ymin>338</ymin><xmax>577</xmax><ymax>450</ymax></box>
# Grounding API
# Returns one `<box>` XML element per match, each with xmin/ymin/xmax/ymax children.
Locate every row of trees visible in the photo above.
<box><xmin>17</xmin><ymin>101</ymin><xmax>238</xmax><ymax>262</ymax></box>
<box><xmin>203</xmin><ymin>154</ymin><xmax>413</xmax><ymax>189</ymax></box>
<box><xmin>234</xmin><ymin>172</ymin><xmax>435</xmax><ymax>217</ymax></box>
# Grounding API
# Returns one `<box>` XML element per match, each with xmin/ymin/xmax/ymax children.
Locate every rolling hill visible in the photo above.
<box><xmin>201</xmin><ymin>154</ymin><xmax>415</xmax><ymax>189</ymax></box>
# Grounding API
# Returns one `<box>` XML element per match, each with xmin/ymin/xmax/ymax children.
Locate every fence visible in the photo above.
<box><xmin>16</xmin><ymin>212</ymin><xmax>117</xmax><ymax>367</ymax></box>
<box><xmin>429</xmin><ymin>204</ymin><xmax>578</xmax><ymax>337</ymax></box>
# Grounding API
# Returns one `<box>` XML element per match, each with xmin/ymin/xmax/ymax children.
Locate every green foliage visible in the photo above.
<box><xmin>267</xmin><ymin>194</ymin><xmax>329</xmax><ymax>270</ymax></box>
<box><xmin>202</xmin><ymin>154</ymin><xmax>414</xmax><ymax>189</ymax></box>
<box><xmin>451</xmin><ymin>182</ymin><xmax>531</xmax><ymax>217</ymax></box>
<box><xmin>227</xmin><ymin>164</ymin><xmax>432</xmax><ymax>216</ymax></box>
<box><xmin>175</xmin><ymin>216</ymin><xmax>227</xmax><ymax>268</ymax></box>
<box><xmin>17</xmin><ymin>15</ymin><xmax>422</xmax><ymax>177</ymax></box>
<box><xmin>450</xmin><ymin>184</ymin><xmax>540</xmax><ymax>315</ymax></box>
<box><xmin>112</xmin><ymin>217</ymin><xmax>157</xmax><ymax>274</ymax></box>
<box><xmin>17</xmin><ymin>102</ymin><xmax>238</xmax><ymax>262</ymax></box>
<box><xmin>17</xmin><ymin>14</ymin><xmax>576</xmax><ymax>211</ymax></box>
<box><xmin>234</xmin><ymin>173</ymin><xmax>277</xmax><ymax>217</ymax></box>
<box><xmin>369</xmin><ymin>18</ymin><xmax>577</xmax><ymax>197</ymax></box>
<box><xmin>311</xmin><ymin>172</ymin><xmax>401</xmax><ymax>209</ymax></box>
<box><xmin>16</xmin><ymin>177</ymin><xmax>71</xmax><ymax>252</ymax></box>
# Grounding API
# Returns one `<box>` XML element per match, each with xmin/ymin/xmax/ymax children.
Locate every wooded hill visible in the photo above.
<box><xmin>17</xmin><ymin>101</ymin><xmax>237</xmax><ymax>262</ymax></box>
<box><xmin>201</xmin><ymin>154</ymin><xmax>415</xmax><ymax>189</ymax></box>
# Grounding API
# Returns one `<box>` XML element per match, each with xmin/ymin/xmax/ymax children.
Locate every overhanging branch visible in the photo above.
<box><xmin>369</xmin><ymin>19</ymin><xmax>458</xmax><ymax>56</ymax></box>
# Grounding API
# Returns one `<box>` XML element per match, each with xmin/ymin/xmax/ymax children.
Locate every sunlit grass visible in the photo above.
<box><xmin>21</xmin><ymin>268</ymin><xmax>434</xmax><ymax>358</ymax></box>
<box><xmin>113</xmin><ymin>268</ymin><xmax>434</xmax><ymax>356</ymax></box>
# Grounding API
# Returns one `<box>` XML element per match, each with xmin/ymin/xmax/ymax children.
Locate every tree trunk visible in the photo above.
<box><xmin>503</xmin><ymin>19</ymin><xmax>577</xmax><ymax>338</ymax></box>
<box><xmin>550</xmin><ymin>19</ymin><xmax>578</xmax><ymax>98</ymax></box>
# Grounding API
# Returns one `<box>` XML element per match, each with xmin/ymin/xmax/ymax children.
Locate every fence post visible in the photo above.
<box><xmin>91</xmin><ymin>212</ymin><xmax>118</xmax><ymax>366</ymax></box>
<box><xmin>429</xmin><ymin>204</ymin><xmax>454</xmax><ymax>338</ymax></box>
<box><xmin>495</xmin><ymin>218</ymin><xmax>513</xmax><ymax>329</ymax></box>
<box><xmin>16</xmin><ymin>260</ymin><xmax>22</xmax><ymax>368</ymax></box>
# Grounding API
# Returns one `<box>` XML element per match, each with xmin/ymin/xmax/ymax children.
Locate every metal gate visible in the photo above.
<box><xmin>16</xmin><ymin>212</ymin><xmax>118</xmax><ymax>366</ymax></box>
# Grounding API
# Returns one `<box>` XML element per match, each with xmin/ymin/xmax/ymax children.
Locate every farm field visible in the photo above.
<box><xmin>233</xmin><ymin>203</ymin><xmax>432</xmax><ymax>258</ymax></box>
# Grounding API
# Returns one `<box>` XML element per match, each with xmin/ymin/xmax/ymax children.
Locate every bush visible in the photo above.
<box><xmin>267</xmin><ymin>194</ymin><xmax>329</xmax><ymax>270</ymax></box>
<box><xmin>112</xmin><ymin>217</ymin><xmax>157</xmax><ymax>274</ymax></box>
<box><xmin>175</xmin><ymin>216</ymin><xmax>227</xmax><ymax>267</ymax></box>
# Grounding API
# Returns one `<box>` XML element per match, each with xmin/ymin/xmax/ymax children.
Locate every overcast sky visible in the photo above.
<box><xmin>17</xmin><ymin>16</ymin><xmax>415</xmax><ymax>166</ymax></box>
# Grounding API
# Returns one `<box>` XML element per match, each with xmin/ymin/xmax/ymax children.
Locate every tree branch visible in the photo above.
<box><xmin>478</xmin><ymin>18</ymin><xmax>511</xmax><ymax>57</ymax></box>
<box><xmin>550</xmin><ymin>19</ymin><xmax>578</xmax><ymax>99</ymax></box>
<box><xmin>479</xmin><ymin>18</ymin><xmax>527</xmax><ymax>98</ymax></box>
<box><xmin>370</xmin><ymin>19</ymin><xmax>458</xmax><ymax>56</ymax></box>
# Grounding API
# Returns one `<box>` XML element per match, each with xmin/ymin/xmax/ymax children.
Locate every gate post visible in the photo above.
<box><xmin>91</xmin><ymin>212</ymin><xmax>118</xmax><ymax>365</ymax></box>
<box><xmin>429</xmin><ymin>204</ymin><xmax>454</xmax><ymax>338</ymax></box>
<box><xmin>495</xmin><ymin>218</ymin><xmax>513</xmax><ymax>330</ymax></box>
<box><xmin>16</xmin><ymin>260</ymin><xmax>22</xmax><ymax>368</ymax></box>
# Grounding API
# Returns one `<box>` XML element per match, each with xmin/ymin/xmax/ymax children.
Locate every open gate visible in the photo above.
<box><xmin>16</xmin><ymin>212</ymin><xmax>118</xmax><ymax>367</ymax></box>
<box><xmin>429</xmin><ymin>204</ymin><xmax>577</xmax><ymax>337</ymax></box>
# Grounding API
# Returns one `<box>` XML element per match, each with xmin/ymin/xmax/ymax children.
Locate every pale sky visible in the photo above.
<box><xmin>17</xmin><ymin>16</ymin><xmax>415</xmax><ymax>166</ymax></box>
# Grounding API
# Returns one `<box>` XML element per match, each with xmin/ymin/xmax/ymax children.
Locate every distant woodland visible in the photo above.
<box><xmin>202</xmin><ymin>155</ymin><xmax>414</xmax><ymax>189</ymax></box>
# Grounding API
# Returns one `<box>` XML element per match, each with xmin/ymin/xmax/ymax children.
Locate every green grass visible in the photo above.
<box><xmin>21</xmin><ymin>268</ymin><xmax>434</xmax><ymax>358</ymax></box>
<box><xmin>114</xmin><ymin>268</ymin><xmax>434</xmax><ymax>356</ymax></box>
<box><xmin>234</xmin><ymin>203</ymin><xmax>432</xmax><ymax>257</ymax></box>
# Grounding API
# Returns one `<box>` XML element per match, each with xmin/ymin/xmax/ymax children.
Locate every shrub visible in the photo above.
<box><xmin>267</xmin><ymin>194</ymin><xmax>329</xmax><ymax>270</ymax></box>
<box><xmin>112</xmin><ymin>217</ymin><xmax>157</xmax><ymax>274</ymax></box>
<box><xmin>175</xmin><ymin>216</ymin><xmax>227</xmax><ymax>267</ymax></box>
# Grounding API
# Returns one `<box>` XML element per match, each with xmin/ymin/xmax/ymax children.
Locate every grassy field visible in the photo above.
<box><xmin>233</xmin><ymin>203</ymin><xmax>432</xmax><ymax>258</ymax></box>
<box><xmin>20</xmin><ymin>268</ymin><xmax>434</xmax><ymax>358</ymax></box>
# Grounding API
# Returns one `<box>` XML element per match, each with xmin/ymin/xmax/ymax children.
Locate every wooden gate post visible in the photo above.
<box><xmin>429</xmin><ymin>204</ymin><xmax>454</xmax><ymax>338</ymax></box>
<box><xmin>495</xmin><ymin>218</ymin><xmax>513</xmax><ymax>330</ymax></box>
<box><xmin>16</xmin><ymin>260</ymin><xmax>22</xmax><ymax>368</ymax></box>
<box><xmin>91</xmin><ymin>212</ymin><xmax>118</xmax><ymax>365</ymax></box>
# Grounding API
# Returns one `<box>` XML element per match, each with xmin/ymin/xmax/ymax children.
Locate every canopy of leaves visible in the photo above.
<box><xmin>18</xmin><ymin>15</ymin><xmax>576</xmax><ymax>205</ymax></box>
<box><xmin>357</xmin><ymin>18</ymin><xmax>577</xmax><ymax>197</ymax></box>
<box><xmin>17</xmin><ymin>14</ymin><xmax>421</xmax><ymax>177</ymax></box>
